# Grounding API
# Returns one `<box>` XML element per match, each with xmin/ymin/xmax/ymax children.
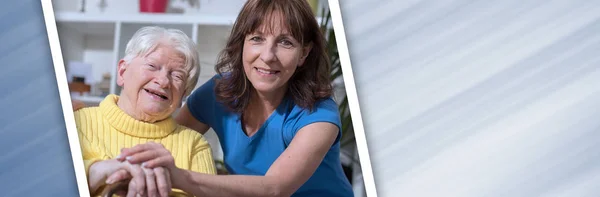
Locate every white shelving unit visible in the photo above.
<box><xmin>56</xmin><ymin>11</ymin><xmax>236</xmax><ymax>106</ymax></box>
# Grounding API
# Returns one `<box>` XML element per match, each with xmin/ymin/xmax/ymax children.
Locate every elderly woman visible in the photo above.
<box><xmin>114</xmin><ymin>0</ymin><xmax>354</xmax><ymax>196</ymax></box>
<box><xmin>74</xmin><ymin>26</ymin><xmax>216</xmax><ymax>197</ymax></box>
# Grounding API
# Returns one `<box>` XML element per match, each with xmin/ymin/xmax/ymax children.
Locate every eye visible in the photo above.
<box><xmin>278</xmin><ymin>38</ymin><xmax>295</xmax><ymax>48</ymax></box>
<box><xmin>147</xmin><ymin>64</ymin><xmax>157</xmax><ymax>69</ymax></box>
<box><xmin>172</xmin><ymin>73</ymin><xmax>185</xmax><ymax>82</ymax></box>
<box><xmin>249</xmin><ymin>36</ymin><xmax>263</xmax><ymax>42</ymax></box>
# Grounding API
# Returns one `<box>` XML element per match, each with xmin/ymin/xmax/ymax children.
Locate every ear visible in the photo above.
<box><xmin>116</xmin><ymin>59</ymin><xmax>127</xmax><ymax>87</ymax></box>
<box><xmin>298</xmin><ymin>42</ymin><xmax>313</xmax><ymax>66</ymax></box>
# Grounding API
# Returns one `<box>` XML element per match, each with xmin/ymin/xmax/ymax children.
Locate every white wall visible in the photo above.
<box><xmin>83</xmin><ymin>36</ymin><xmax>113</xmax><ymax>83</ymax></box>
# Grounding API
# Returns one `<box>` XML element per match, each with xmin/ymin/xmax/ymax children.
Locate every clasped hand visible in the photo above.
<box><xmin>90</xmin><ymin>158</ymin><xmax>171</xmax><ymax>197</ymax></box>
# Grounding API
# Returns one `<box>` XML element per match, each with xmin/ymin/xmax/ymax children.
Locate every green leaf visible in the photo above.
<box><xmin>321</xmin><ymin>9</ymin><xmax>358</xmax><ymax>165</ymax></box>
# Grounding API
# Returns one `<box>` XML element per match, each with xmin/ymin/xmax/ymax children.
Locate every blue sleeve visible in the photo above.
<box><xmin>287</xmin><ymin>98</ymin><xmax>343</xmax><ymax>146</ymax></box>
<box><xmin>186</xmin><ymin>75</ymin><xmax>219</xmax><ymax>127</ymax></box>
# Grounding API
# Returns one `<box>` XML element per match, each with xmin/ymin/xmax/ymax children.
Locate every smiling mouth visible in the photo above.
<box><xmin>255</xmin><ymin>67</ymin><xmax>280</xmax><ymax>75</ymax></box>
<box><xmin>144</xmin><ymin>89</ymin><xmax>169</xmax><ymax>100</ymax></box>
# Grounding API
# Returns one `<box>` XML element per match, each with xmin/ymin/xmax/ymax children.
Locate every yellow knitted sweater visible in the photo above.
<box><xmin>75</xmin><ymin>94</ymin><xmax>216</xmax><ymax>196</ymax></box>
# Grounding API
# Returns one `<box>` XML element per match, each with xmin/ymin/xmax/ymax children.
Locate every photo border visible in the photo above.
<box><xmin>41</xmin><ymin>0</ymin><xmax>377</xmax><ymax>196</ymax></box>
<box><xmin>328</xmin><ymin>0</ymin><xmax>377</xmax><ymax>196</ymax></box>
<box><xmin>41</xmin><ymin>0</ymin><xmax>91</xmax><ymax>196</ymax></box>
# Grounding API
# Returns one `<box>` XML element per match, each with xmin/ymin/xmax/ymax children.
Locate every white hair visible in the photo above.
<box><xmin>123</xmin><ymin>26</ymin><xmax>200</xmax><ymax>97</ymax></box>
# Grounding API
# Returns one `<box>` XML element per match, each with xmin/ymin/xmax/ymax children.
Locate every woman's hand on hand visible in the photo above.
<box><xmin>116</xmin><ymin>142</ymin><xmax>176</xmax><ymax>170</ymax></box>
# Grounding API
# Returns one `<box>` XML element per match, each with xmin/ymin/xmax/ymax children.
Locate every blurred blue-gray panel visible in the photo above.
<box><xmin>0</xmin><ymin>0</ymin><xmax>80</xmax><ymax>196</ymax></box>
<box><xmin>341</xmin><ymin>0</ymin><xmax>600</xmax><ymax>196</ymax></box>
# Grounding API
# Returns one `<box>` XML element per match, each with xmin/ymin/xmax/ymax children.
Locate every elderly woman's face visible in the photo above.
<box><xmin>242</xmin><ymin>18</ymin><xmax>311</xmax><ymax>96</ymax></box>
<box><xmin>117</xmin><ymin>44</ymin><xmax>188</xmax><ymax>122</ymax></box>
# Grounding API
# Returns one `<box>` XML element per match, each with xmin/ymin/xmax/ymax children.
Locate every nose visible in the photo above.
<box><xmin>259</xmin><ymin>42</ymin><xmax>277</xmax><ymax>63</ymax></box>
<box><xmin>154</xmin><ymin>70</ymin><xmax>169</xmax><ymax>88</ymax></box>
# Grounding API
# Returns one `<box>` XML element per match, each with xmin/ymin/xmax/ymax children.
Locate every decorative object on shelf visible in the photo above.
<box><xmin>69</xmin><ymin>77</ymin><xmax>91</xmax><ymax>96</ymax></box>
<box><xmin>67</xmin><ymin>61</ymin><xmax>94</xmax><ymax>97</ymax></box>
<box><xmin>96</xmin><ymin>72</ymin><xmax>111</xmax><ymax>97</ymax></box>
<box><xmin>79</xmin><ymin>0</ymin><xmax>86</xmax><ymax>12</ymax></box>
<box><xmin>83</xmin><ymin>0</ymin><xmax>137</xmax><ymax>14</ymax></box>
<box><xmin>67</xmin><ymin>61</ymin><xmax>93</xmax><ymax>84</ymax></box>
<box><xmin>170</xmin><ymin>0</ymin><xmax>201</xmax><ymax>14</ymax></box>
<box><xmin>140</xmin><ymin>0</ymin><xmax>169</xmax><ymax>13</ymax></box>
<box><xmin>98</xmin><ymin>0</ymin><xmax>107</xmax><ymax>12</ymax></box>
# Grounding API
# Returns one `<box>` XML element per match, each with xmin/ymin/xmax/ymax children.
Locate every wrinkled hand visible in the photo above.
<box><xmin>117</xmin><ymin>142</ymin><xmax>176</xmax><ymax>170</ymax></box>
<box><xmin>89</xmin><ymin>159</ymin><xmax>147</xmax><ymax>197</ymax></box>
<box><xmin>106</xmin><ymin>166</ymin><xmax>172</xmax><ymax>197</ymax></box>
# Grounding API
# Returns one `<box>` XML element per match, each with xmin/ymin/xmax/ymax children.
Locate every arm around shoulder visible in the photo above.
<box><xmin>264</xmin><ymin>122</ymin><xmax>340</xmax><ymax>195</ymax></box>
<box><xmin>175</xmin><ymin>105</ymin><xmax>210</xmax><ymax>134</ymax></box>
<box><xmin>171</xmin><ymin>122</ymin><xmax>339</xmax><ymax>197</ymax></box>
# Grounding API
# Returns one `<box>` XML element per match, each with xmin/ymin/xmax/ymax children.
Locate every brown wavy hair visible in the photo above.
<box><xmin>214</xmin><ymin>0</ymin><xmax>332</xmax><ymax>113</ymax></box>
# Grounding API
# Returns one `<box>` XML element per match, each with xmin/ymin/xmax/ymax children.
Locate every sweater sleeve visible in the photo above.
<box><xmin>190</xmin><ymin>133</ymin><xmax>217</xmax><ymax>175</ymax></box>
<box><xmin>79</xmin><ymin>132</ymin><xmax>106</xmax><ymax>175</ymax></box>
<box><xmin>74</xmin><ymin>110</ymin><xmax>109</xmax><ymax>177</ymax></box>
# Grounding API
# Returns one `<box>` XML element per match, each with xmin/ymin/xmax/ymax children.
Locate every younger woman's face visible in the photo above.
<box><xmin>241</xmin><ymin>16</ymin><xmax>311</xmax><ymax>97</ymax></box>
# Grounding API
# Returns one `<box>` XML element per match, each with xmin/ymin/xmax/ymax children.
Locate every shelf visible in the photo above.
<box><xmin>54</xmin><ymin>12</ymin><xmax>328</xmax><ymax>27</ymax></box>
<box><xmin>71</xmin><ymin>95</ymin><xmax>104</xmax><ymax>104</ymax></box>
<box><xmin>58</xmin><ymin>22</ymin><xmax>115</xmax><ymax>36</ymax></box>
<box><xmin>55</xmin><ymin>12</ymin><xmax>237</xmax><ymax>26</ymax></box>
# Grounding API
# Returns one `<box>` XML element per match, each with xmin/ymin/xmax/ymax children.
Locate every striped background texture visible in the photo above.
<box><xmin>341</xmin><ymin>0</ymin><xmax>600</xmax><ymax>196</ymax></box>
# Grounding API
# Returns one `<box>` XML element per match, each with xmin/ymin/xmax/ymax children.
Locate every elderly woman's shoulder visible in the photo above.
<box><xmin>72</xmin><ymin>106</ymin><xmax>103</xmax><ymax>128</ymax></box>
<box><xmin>73</xmin><ymin>106</ymin><xmax>102</xmax><ymax>117</ymax></box>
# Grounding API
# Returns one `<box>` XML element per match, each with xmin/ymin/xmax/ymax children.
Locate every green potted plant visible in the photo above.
<box><xmin>319</xmin><ymin>7</ymin><xmax>360</xmax><ymax>184</ymax></box>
